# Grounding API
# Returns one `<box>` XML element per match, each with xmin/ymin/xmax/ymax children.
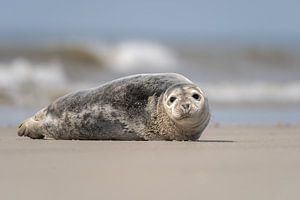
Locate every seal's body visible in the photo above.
<box><xmin>18</xmin><ymin>73</ymin><xmax>210</xmax><ymax>141</ymax></box>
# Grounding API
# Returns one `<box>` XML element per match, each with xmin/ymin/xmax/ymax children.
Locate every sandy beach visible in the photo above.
<box><xmin>0</xmin><ymin>125</ymin><xmax>299</xmax><ymax>200</ymax></box>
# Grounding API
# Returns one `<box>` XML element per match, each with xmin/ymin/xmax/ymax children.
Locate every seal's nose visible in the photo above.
<box><xmin>181</xmin><ymin>103</ymin><xmax>190</xmax><ymax>113</ymax></box>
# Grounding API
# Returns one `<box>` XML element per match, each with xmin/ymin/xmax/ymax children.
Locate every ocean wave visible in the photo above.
<box><xmin>0</xmin><ymin>58</ymin><xmax>72</xmax><ymax>106</ymax></box>
<box><xmin>75</xmin><ymin>40</ymin><xmax>178</xmax><ymax>72</ymax></box>
<box><xmin>0</xmin><ymin>41</ymin><xmax>178</xmax><ymax>73</ymax></box>
<box><xmin>1</xmin><ymin>60</ymin><xmax>299</xmax><ymax>107</ymax></box>
<box><xmin>0</xmin><ymin>58</ymin><xmax>66</xmax><ymax>87</ymax></box>
<box><xmin>0</xmin><ymin>40</ymin><xmax>179</xmax><ymax>106</ymax></box>
<box><xmin>1</xmin><ymin>41</ymin><xmax>300</xmax><ymax>107</ymax></box>
<box><xmin>104</xmin><ymin>41</ymin><xmax>178</xmax><ymax>72</ymax></box>
<box><xmin>203</xmin><ymin>81</ymin><xmax>300</xmax><ymax>103</ymax></box>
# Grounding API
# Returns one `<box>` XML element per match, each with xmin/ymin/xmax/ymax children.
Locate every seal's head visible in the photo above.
<box><xmin>163</xmin><ymin>83</ymin><xmax>209</xmax><ymax>128</ymax></box>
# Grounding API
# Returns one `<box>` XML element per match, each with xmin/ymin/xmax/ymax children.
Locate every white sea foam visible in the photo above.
<box><xmin>0</xmin><ymin>58</ymin><xmax>66</xmax><ymax>87</ymax></box>
<box><xmin>0</xmin><ymin>58</ymin><xmax>70</xmax><ymax>106</ymax></box>
<box><xmin>85</xmin><ymin>40</ymin><xmax>178</xmax><ymax>72</ymax></box>
<box><xmin>203</xmin><ymin>81</ymin><xmax>300</xmax><ymax>103</ymax></box>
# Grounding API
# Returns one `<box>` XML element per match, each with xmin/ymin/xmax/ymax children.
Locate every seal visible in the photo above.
<box><xmin>17</xmin><ymin>73</ymin><xmax>210</xmax><ymax>141</ymax></box>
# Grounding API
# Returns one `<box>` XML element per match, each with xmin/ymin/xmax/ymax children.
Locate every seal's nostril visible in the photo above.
<box><xmin>182</xmin><ymin>103</ymin><xmax>190</xmax><ymax>110</ymax></box>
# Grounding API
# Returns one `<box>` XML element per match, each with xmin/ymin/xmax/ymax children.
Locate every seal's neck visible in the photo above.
<box><xmin>151</xmin><ymin>96</ymin><xmax>180</xmax><ymax>140</ymax></box>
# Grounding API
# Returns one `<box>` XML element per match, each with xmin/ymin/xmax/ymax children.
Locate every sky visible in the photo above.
<box><xmin>0</xmin><ymin>0</ymin><xmax>300</xmax><ymax>42</ymax></box>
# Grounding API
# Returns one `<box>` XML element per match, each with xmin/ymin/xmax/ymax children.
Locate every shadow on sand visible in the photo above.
<box><xmin>198</xmin><ymin>140</ymin><xmax>235</xmax><ymax>143</ymax></box>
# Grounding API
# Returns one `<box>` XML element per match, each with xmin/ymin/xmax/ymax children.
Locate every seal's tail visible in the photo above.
<box><xmin>17</xmin><ymin>109</ymin><xmax>46</xmax><ymax>139</ymax></box>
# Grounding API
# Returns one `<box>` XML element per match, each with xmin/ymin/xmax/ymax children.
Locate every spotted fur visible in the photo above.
<box><xmin>18</xmin><ymin>73</ymin><xmax>210</xmax><ymax>140</ymax></box>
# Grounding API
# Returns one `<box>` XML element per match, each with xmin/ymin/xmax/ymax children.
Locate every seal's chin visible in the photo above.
<box><xmin>172</xmin><ymin>115</ymin><xmax>202</xmax><ymax>129</ymax></box>
<box><xmin>172</xmin><ymin>112</ymin><xmax>199</xmax><ymax>123</ymax></box>
<box><xmin>176</xmin><ymin>113</ymin><xmax>192</xmax><ymax>120</ymax></box>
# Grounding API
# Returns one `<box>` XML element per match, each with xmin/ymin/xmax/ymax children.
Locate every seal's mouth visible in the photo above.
<box><xmin>177</xmin><ymin>113</ymin><xmax>192</xmax><ymax>120</ymax></box>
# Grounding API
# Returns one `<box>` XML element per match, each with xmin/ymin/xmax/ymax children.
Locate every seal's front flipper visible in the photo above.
<box><xmin>17</xmin><ymin>109</ymin><xmax>46</xmax><ymax>139</ymax></box>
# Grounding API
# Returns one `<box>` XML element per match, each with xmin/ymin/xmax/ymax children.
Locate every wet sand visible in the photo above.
<box><xmin>1</xmin><ymin>125</ymin><xmax>300</xmax><ymax>200</ymax></box>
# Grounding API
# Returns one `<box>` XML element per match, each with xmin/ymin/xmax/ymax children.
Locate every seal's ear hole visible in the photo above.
<box><xmin>168</xmin><ymin>96</ymin><xmax>176</xmax><ymax>105</ymax></box>
<box><xmin>192</xmin><ymin>93</ymin><xmax>200</xmax><ymax>100</ymax></box>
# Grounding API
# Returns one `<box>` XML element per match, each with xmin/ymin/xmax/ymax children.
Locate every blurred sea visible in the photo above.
<box><xmin>0</xmin><ymin>39</ymin><xmax>300</xmax><ymax>126</ymax></box>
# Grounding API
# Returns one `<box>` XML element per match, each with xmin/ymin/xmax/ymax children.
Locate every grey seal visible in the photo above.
<box><xmin>17</xmin><ymin>73</ymin><xmax>210</xmax><ymax>141</ymax></box>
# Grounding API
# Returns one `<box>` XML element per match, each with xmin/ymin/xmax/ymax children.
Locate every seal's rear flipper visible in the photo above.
<box><xmin>17</xmin><ymin>109</ymin><xmax>46</xmax><ymax>139</ymax></box>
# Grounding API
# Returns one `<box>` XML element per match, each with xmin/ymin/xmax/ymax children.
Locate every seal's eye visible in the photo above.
<box><xmin>192</xmin><ymin>93</ymin><xmax>200</xmax><ymax>100</ymax></box>
<box><xmin>169</xmin><ymin>96</ymin><xmax>176</xmax><ymax>103</ymax></box>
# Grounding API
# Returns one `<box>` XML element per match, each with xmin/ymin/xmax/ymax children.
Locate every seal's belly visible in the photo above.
<box><xmin>44</xmin><ymin>109</ymin><xmax>145</xmax><ymax>140</ymax></box>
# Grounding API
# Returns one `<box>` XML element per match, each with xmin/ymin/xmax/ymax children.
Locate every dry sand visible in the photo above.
<box><xmin>0</xmin><ymin>125</ymin><xmax>300</xmax><ymax>200</ymax></box>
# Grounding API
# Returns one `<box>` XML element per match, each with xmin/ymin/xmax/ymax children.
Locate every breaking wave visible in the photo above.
<box><xmin>0</xmin><ymin>59</ymin><xmax>71</xmax><ymax>106</ymax></box>
<box><xmin>0</xmin><ymin>58</ymin><xmax>65</xmax><ymax>88</ymax></box>
<box><xmin>203</xmin><ymin>81</ymin><xmax>300</xmax><ymax>103</ymax></box>
<box><xmin>74</xmin><ymin>40</ymin><xmax>178</xmax><ymax>72</ymax></box>
<box><xmin>0</xmin><ymin>58</ymin><xmax>299</xmax><ymax>106</ymax></box>
<box><xmin>104</xmin><ymin>41</ymin><xmax>178</xmax><ymax>72</ymax></box>
<box><xmin>0</xmin><ymin>41</ymin><xmax>300</xmax><ymax>107</ymax></box>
